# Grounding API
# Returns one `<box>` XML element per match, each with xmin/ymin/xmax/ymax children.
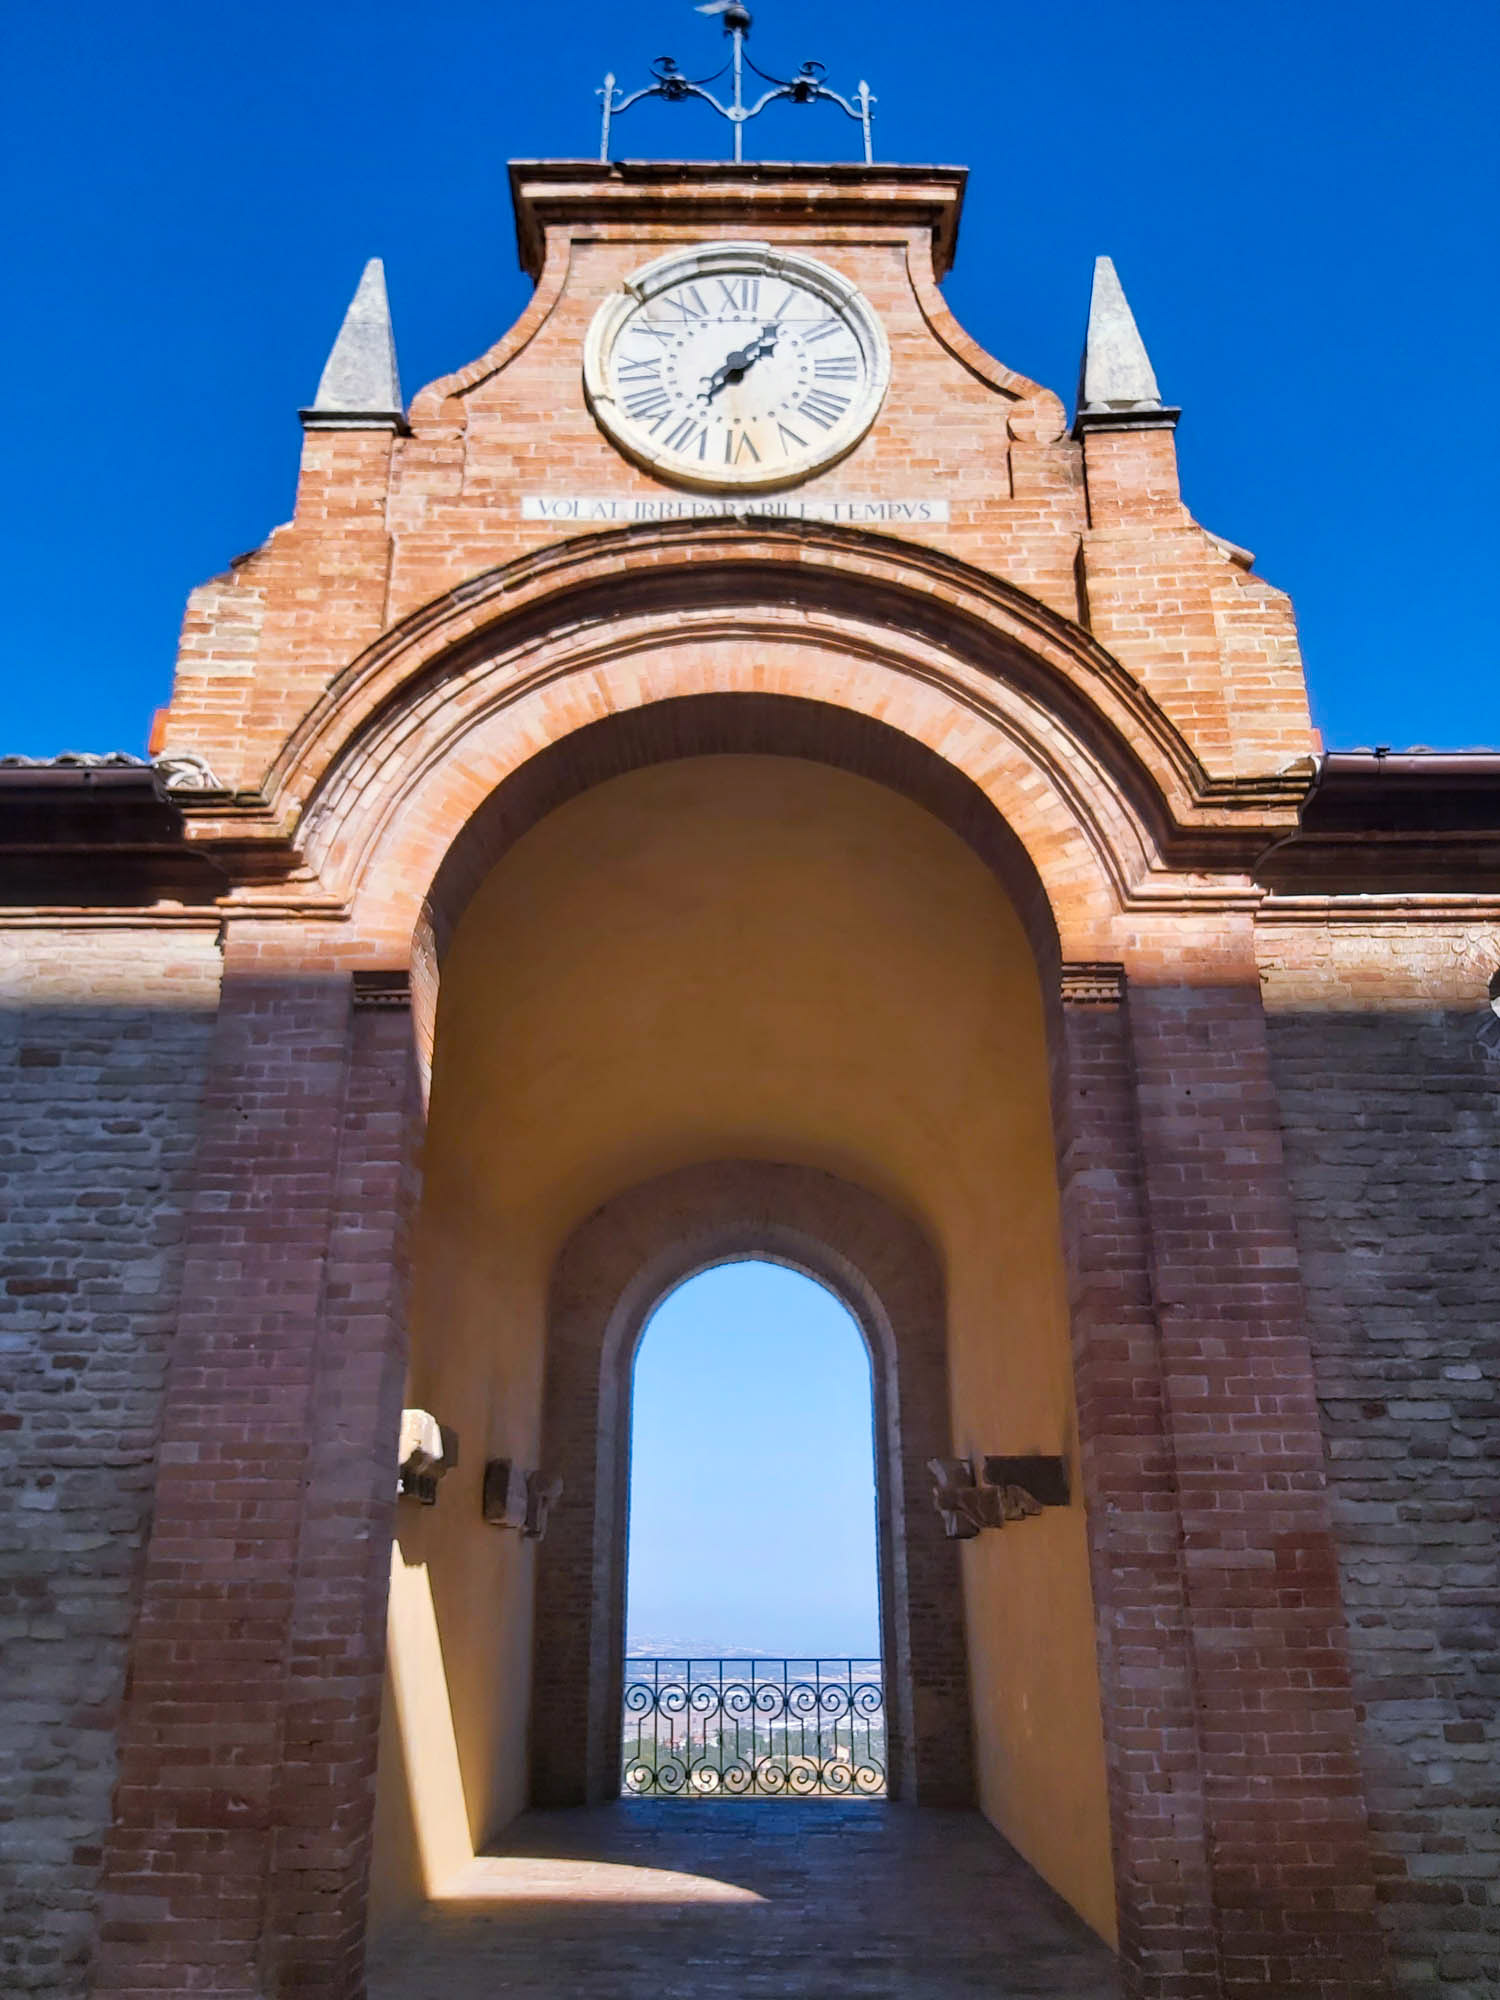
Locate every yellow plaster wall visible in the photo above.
<box><xmin>370</xmin><ymin>753</ymin><xmax>1115</xmax><ymax>1942</ymax></box>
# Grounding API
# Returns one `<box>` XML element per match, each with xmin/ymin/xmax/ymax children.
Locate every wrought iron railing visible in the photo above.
<box><xmin>621</xmin><ymin>1657</ymin><xmax>886</xmax><ymax>1798</ymax></box>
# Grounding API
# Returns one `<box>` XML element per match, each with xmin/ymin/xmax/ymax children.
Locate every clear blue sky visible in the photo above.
<box><xmin>2</xmin><ymin>0</ymin><xmax>1496</xmax><ymax>757</ymax></box>
<box><xmin>626</xmin><ymin>1262</ymin><xmax>881</xmax><ymax>1658</ymax></box>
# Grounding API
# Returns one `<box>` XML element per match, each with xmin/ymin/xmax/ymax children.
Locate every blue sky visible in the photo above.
<box><xmin>3</xmin><ymin>0</ymin><xmax>1496</xmax><ymax>756</ymax></box>
<box><xmin>626</xmin><ymin>1262</ymin><xmax>881</xmax><ymax>1657</ymax></box>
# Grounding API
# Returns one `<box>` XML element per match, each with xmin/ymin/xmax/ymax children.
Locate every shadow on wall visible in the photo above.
<box><xmin>368</xmin><ymin>1534</ymin><xmax>476</xmax><ymax>1923</ymax></box>
<box><xmin>0</xmin><ymin>943</ymin><xmax>224</xmax><ymax>2000</ymax></box>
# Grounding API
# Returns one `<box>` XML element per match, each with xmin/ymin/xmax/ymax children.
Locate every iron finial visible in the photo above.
<box><xmin>697</xmin><ymin>0</ymin><xmax>753</xmax><ymax>30</ymax></box>
<box><xmin>597</xmin><ymin>1</ymin><xmax>873</xmax><ymax>165</ymax></box>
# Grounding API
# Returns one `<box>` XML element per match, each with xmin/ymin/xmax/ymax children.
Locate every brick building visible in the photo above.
<box><xmin>1</xmin><ymin>150</ymin><xmax>1497</xmax><ymax>2000</ymax></box>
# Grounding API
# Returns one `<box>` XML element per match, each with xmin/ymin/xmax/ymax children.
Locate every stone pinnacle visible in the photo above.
<box><xmin>1078</xmin><ymin>255</ymin><xmax>1162</xmax><ymax>413</ymax></box>
<box><xmin>300</xmin><ymin>258</ymin><xmax>406</xmax><ymax>432</ymax></box>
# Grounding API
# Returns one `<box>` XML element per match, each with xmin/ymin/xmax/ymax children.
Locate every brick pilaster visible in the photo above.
<box><xmin>92</xmin><ymin>961</ymin><xmax>375</xmax><ymax>1997</ymax></box>
<box><xmin>1055</xmin><ymin>970</ymin><xmax>1220</xmax><ymax>2000</ymax></box>
<box><xmin>1124</xmin><ymin>977</ymin><xmax>1390</xmax><ymax>2000</ymax></box>
<box><xmin>260</xmin><ymin>980</ymin><xmax>421</xmax><ymax>1997</ymax></box>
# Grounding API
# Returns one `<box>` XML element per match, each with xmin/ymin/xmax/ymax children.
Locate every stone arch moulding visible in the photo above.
<box><xmin>276</xmin><ymin>521</ymin><xmax>1204</xmax><ymax>828</ymax></box>
<box><xmin>265</xmin><ymin>521</ymin><xmax>1243</xmax><ymax>947</ymax></box>
<box><xmin>532</xmin><ymin>1159</ymin><xmax>973</xmax><ymax>1809</ymax></box>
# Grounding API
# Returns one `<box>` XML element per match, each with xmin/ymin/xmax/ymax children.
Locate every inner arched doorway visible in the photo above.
<box><xmin>621</xmin><ymin>1260</ymin><xmax>884</xmax><ymax>1796</ymax></box>
<box><xmin>535</xmin><ymin>1158</ymin><xmax>969</xmax><ymax>1811</ymax></box>
<box><xmin>370</xmin><ymin>746</ymin><xmax>1116</xmax><ymax>1947</ymax></box>
<box><xmin>625</xmin><ymin>1261</ymin><xmax>881</xmax><ymax>1664</ymax></box>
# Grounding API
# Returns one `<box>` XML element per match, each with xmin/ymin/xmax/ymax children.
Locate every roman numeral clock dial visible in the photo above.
<box><xmin>583</xmin><ymin>245</ymin><xmax>890</xmax><ymax>492</ymax></box>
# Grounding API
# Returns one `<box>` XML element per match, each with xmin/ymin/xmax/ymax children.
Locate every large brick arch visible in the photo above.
<box><xmin>269</xmin><ymin>526</ymin><xmax>1202</xmax><ymax>1087</ymax></box>
<box><xmin>361</xmin><ymin>661</ymin><xmax>1389</xmax><ymax>1996</ymax></box>
<box><xmin>533</xmin><ymin>1161</ymin><xmax>971</xmax><ymax>1810</ymax></box>
<box><xmin>269</xmin><ymin>519</ymin><xmax>1241</xmax><ymax>1009</ymax></box>
<box><xmin>89</xmin><ymin>521</ymin><xmax>1390</xmax><ymax>2000</ymax></box>
<box><xmin>254</xmin><ymin>520</ymin><xmax>1271</xmax><ymax>1142</ymax></box>
<box><xmin>417</xmin><ymin>691</ymin><xmax>1060</xmax><ymax>969</ymax></box>
<box><xmin>276</xmin><ymin>519</ymin><xmax>1207</xmax><ymax>863</ymax></box>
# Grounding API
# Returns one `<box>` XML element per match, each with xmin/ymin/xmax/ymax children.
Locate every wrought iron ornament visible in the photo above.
<box><xmin>622</xmin><ymin>1658</ymin><xmax>886</xmax><ymax>1796</ymax></box>
<box><xmin>599</xmin><ymin>3</ymin><xmax>874</xmax><ymax>165</ymax></box>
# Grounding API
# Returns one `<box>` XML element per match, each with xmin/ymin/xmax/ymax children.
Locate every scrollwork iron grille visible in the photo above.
<box><xmin>622</xmin><ymin>1657</ymin><xmax>885</xmax><ymax>1798</ymax></box>
<box><xmin>597</xmin><ymin>5</ymin><xmax>874</xmax><ymax>166</ymax></box>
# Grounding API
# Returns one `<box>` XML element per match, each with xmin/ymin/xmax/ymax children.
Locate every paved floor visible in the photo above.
<box><xmin>366</xmin><ymin>1801</ymin><xmax>1121</xmax><ymax>1999</ymax></box>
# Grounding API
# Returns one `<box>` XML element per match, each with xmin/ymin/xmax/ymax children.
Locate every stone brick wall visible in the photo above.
<box><xmin>1265</xmin><ymin>972</ymin><xmax>1500</xmax><ymax>2000</ymax></box>
<box><xmin>0</xmin><ymin>928</ymin><xmax>221</xmax><ymax>1998</ymax></box>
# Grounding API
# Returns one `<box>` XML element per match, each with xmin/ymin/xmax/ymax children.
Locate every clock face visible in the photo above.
<box><xmin>583</xmin><ymin>244</ymin><xmax>890</xmax><ymax>491</ymax></box>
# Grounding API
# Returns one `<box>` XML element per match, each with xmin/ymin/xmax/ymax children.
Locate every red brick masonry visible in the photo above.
<box><xmin>1</xmin><ymin>164</ymin><xmax>1496</xmax><ymax>2000</ymax></box>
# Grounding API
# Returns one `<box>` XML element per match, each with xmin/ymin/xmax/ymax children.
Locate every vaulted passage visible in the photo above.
<box><xmin>368</xmin><ymin>750</ymin><xmax>1116</xmax><ymax>1950</ymax></box>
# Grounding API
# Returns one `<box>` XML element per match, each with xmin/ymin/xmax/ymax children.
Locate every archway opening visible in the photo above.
<box><xmin>372</xmin><ymin>747</ymin><xmax>1115</xmax><ymax>1944</ymax></box>
<box><xmin>622</xmin><ymin>1259</ymin><xmax>884</xmax><ymax>1798</ymax></box>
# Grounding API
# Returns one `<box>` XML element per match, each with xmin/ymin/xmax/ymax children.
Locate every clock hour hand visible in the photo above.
<box><xmin>701</xmin><ymin>323</ymin><xmax>780</xmax><ymax>402</ymax></box>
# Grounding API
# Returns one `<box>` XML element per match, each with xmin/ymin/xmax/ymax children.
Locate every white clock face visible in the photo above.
<box><xmin>583</xmin><ymin>244</ymin><xmax>890</xmax><ymax>491</ymax></box>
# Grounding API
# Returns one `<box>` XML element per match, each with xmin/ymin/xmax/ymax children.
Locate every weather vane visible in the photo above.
<box><xmin>597</xmin><ymin>2</ymin><xmax>875</xmax><ymax>166</ymax></box>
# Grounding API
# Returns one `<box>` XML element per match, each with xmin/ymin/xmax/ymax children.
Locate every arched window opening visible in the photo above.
<box><xmin>622</xmin><ymin>1259</ymin><xmax>885</xmax><ymax>1796</ymax></box>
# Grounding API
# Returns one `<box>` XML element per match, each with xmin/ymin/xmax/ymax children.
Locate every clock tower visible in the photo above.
<box><xmin>138</xmin><ymin>149</ymin><xmax>1382</xmax><ymax>1996</ymax></box>
<box><xmin>3</xmin><ymin>20</ymin><xmax>1497</xmax><ymax>2000</ymax></box>
<box><xmin>156</xmin><ymin>151</ymin><xmax>1322</xmax><ymax>798</ymax></box>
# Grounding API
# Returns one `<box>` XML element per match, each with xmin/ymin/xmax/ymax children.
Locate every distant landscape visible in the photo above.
<box><xmin>626</xmin><ymin>1638</ymin><xmax>881</xmax><ymax>1662</ymax></box>
<box><xmin>625</xmin><ymin>1265</ymin><xmax>884</xmax><ymax>1678</ymax></box>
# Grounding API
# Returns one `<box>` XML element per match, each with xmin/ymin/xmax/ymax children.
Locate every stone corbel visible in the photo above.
<box><xmin>397</xmin><ymin>1408</ymin><xmax>458</xmax><ymax>1505</ymax></box>
<box><xmin>981</xmin><ymin>1455</ymin><xmax>1071</xmax><ymax>1509</ymax></box>
<box><xmin>483</xmin><ymin>1459</ymin><xmax>564</xmax><ymax>1542</ymax></box>
<box><xmin>524</xmin><ymin>1470</ymin><xmax>564</xmax><ymax>1542</ymax></box>
<box><xmin>927</xmin><ymin>1455</ymin><xmax>1069</xmax><ymax>1538</ymax></box>
<box><xmin>926</xmin><ymin>1458</ymin><xmax>1003</xmax><ymax>1539</ymax></box>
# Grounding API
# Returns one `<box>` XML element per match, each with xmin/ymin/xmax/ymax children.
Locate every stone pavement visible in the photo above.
<box><xmin>366</xmin><ymin>1800</ymin><xmax>1122</xmax><ymax>1999</ymax></box>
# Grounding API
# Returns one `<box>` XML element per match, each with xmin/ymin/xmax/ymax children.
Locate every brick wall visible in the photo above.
<box><xmin>5</xmin><ymin>157</ymin><xmax>1493</xmax><ymax>2000</ymax></box>
<box><xmin>1266</xmin><ymin>992</ymin><xmax>1500</xmax><ymax>2000</ymax></box>
<box><xmin>0</xmin><ymin>929</ymin><xmax>221</xmax><ymax>1998</ymax></box>
<box><xmin>156</xmin><ymin>166</ymin><xmax>1317</xmax><ymax>802</ymax></box>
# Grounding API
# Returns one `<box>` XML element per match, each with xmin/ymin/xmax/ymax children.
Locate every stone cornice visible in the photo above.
<box><xmin>507</xmin><ymin>159</ymin><xmax>968</xmax><ymax>281</ymax></box>
<box><xmin>1255</xmin><ymin>893</ymin><xmax>1500</xmax><ymax>925</ymax></box>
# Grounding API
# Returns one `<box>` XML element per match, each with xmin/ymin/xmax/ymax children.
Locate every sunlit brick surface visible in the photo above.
<box><xmin>366</xmin><ymin>1802</ymin><xmax>1123</xmax><ymax>2000</ymax></box>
